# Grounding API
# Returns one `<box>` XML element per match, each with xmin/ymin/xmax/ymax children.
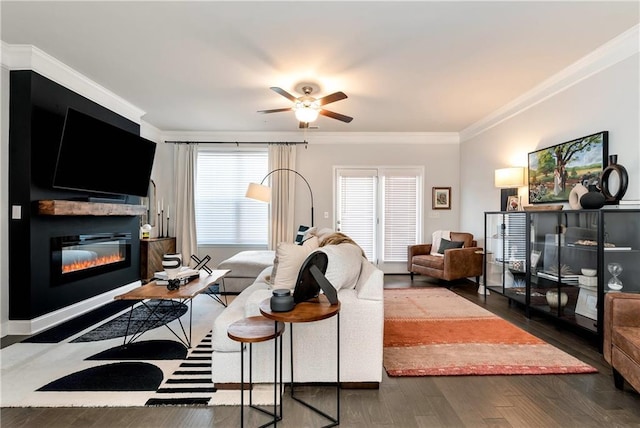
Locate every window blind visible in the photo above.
<box><xmin>195</xmin><ymin>149</ymin><xmax>268</xmax><ymax>245</ymax></box>
<box><xmin>382</xmin><ymin>172</ymin><xmax>419</xmax><ymax>261</ymax></box>
<box><xmin>337</xmin><ymin>170</ymin><xmax>377</xmax><ymax>260</ymax></box>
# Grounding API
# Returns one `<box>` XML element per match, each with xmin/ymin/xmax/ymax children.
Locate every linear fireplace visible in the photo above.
<box><xmin>51</xmin><ymin>232</ymin><xmax>132</xmax><ymax>286</ymax></box>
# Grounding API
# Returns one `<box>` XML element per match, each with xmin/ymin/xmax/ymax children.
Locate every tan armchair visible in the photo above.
<box><xmin>603</xmin><ymin>292</ymin><xmax>640</xmax><ymax>392</ymax></box>
<box><xmin>407</xmin><ymin>232</ymin><xmax>483</xmax><ymax>284</ymax></box>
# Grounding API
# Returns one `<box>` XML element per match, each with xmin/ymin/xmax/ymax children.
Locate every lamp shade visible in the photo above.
<box><xmin>494</xmin><ymin>167</ymin><xmax>524</xmax><ymax>188</ymax></box>
<box><xmin>245</xmin><ymin>182</ymin><xmax>271</xmax><ymax>203</ymax></box>
<box><xmin>294</xmin><ymin>106</ymin><xmax>319</xmax><ymax>123</ymax></box>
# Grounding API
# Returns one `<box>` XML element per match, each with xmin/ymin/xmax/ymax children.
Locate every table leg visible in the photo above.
<box><xmin>206</xmin><ymin>278</ymin><xmax>228</xmax><ymax>307</ymax></box>
<box><xmin>289</xmin><ymin>319</ymin><xmax>340</xmax><ymax>427</ymax></box>
<box><xmin>245</xmin><ymin>329</ymin><xmax>281</xmax><ymax>428</ymax></box>
<box><xmin>336</xmin><ymin>313</ymin><xmax>340</xmax><ymax>425</ymax></box>
<box><xmin>240</xmin><ymin>342</ymin><xmax>245</xmax><ymax>428</ymax></box>
<box><xmin>121</xmin><ymin>299</ymin><xmax>193</xmax><ymax>348</ymax></box>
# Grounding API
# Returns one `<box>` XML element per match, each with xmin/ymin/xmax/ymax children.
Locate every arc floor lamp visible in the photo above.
<box><xmin>246</xmin><ymin>168</ymin><xmax>315</xmax><ymax>226</ymax></box>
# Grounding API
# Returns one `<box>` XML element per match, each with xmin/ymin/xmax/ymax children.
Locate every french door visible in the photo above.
<box><xmin>335</xmin><ymin>167</ymin><xmax>423</xmax><ymax>273</ymax></box>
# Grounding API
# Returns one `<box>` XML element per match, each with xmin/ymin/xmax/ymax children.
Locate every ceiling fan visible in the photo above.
<box><xmin>258</xmin><ymin>86</ymin><xmax>353</xmax><ymax>128</ymax></box>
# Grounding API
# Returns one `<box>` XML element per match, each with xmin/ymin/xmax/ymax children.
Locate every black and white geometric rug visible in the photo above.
<box><xmin>1</xmin><ymin>292</ymin><xmax>277</xmax><ymax>407</ymax></box>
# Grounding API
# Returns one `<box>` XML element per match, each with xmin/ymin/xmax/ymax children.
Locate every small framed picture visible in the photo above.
<box><xmin>530</xmin><ymin>250</ymin><xmax>541</xmax><ymax>268</ymax></box>
<box><xmin>432</xmin><ymin>187</ymin><xmax>451</xmax><ymax>210</ymax></box>
<box><xmin>575</xmin><ymin>287</ymin><xmax>598</xmax><ymax>320</ymax></box>
<box><xmin>507</xmin><ymin>195</ymin><xmax>520</xmax><ymax>211</ymax></box>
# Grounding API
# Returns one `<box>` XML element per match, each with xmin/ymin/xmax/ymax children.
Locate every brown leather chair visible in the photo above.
<box><xmin>603</xmin><ymin>292</ymin><xmax>640</xmax><ymax>392</ymax></box>
<box><xmin>407</xmin><ymin>232</ymin><xmax>483</xmax><ymax>284</ymax></box>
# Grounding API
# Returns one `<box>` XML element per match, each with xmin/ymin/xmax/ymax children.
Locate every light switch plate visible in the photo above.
<box><xmin>12</xmin><ymin>205</ymin><xmax>22</xmax><ymax>219</ymax></box>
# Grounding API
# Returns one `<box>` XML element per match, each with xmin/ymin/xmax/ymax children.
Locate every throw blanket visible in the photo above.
<box><xmin>430</xmin><ymin>230</ymin><xmax>451</xmax><ymax>256</ymax></box>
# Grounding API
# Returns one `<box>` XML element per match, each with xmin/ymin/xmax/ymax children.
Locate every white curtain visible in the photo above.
<box><xmin>268</xmin><ymin>144</ymin><xmax>297</xmax><ymax>249</ymax></box>
<box><xmin>174</xmin><ymin>143</ymin><xmax>198</xmax><ymax>262</ymax></box>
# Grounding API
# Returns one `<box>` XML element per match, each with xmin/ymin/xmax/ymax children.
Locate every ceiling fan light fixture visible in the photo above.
<box><xmin>260</xmin><ymin>86</ymin><xmax>352</xmax><ymax>126</ymax></box>
<box><xmin>294</xmin><ymin>105</ymin><xmax>320</xmax><ymax>122</ymax></box>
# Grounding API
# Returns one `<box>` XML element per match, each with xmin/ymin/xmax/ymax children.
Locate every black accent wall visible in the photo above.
<box><xmin>9</xmin><ymin>70</ymin><xmax>143</xmax><ymax>320</ymax></box>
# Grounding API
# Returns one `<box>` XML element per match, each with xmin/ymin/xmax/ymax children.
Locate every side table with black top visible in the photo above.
<box><xmin>259</xmin><ymin>295</ymin><xmax>341</xmax><ymax>427</ymax></box>
<box><xmin>227</xmin><ymin>316</ymin><xmax>285</xmax><ymax>428</ymax></box>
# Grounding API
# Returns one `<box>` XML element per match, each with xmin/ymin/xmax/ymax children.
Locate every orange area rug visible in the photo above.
<box><xmin>383</xmin><ymin>288</ymin><xmax>598</xmax><ymax>376</ymax></box>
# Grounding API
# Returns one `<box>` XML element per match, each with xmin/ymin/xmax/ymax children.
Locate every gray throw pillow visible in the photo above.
<box><xmin>437</xmin><ymin>238</ymin><xmax>464</xmax><ymax>254</ymax></box>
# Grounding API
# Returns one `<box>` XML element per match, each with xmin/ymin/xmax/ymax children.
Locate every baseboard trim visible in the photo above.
<box><xmin>6</xmin><ymin>281</ymin><xmax>140</xmax><ymax>336</ymax></box>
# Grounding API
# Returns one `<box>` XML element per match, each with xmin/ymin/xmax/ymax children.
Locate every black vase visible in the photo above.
<box><xmin>270</xmin><ymin>288</ymin><xmax>295</xmax><ymax>312</ymax></box>
<box><xmin>580</xmin><ymin>185</ymin><xmax>606</xmax><ymax>209</ymax></box>
<box><xmin>599</xmin><ymin>154</ymin><xmax>629</xmax><ymax>204</ymax></box>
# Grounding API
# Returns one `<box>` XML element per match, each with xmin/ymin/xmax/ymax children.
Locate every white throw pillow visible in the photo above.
<box><xmin>315</xmin><ymin>243</ymin><xmax>363</xmax><ymax>291</ymax></box>
<box><xmin>272</xmin><ymin>236</ymin><xmax>319</xmax><ymax>290</ymax></box>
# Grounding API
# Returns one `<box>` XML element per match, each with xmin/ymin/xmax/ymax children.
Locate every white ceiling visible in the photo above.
<box><xmin>2</xmin><ymin>1</ymin><xmax>639</xmax><ymax>133</ymax></box>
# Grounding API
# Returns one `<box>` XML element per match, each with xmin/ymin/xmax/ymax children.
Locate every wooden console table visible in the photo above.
<box><xmin>140</xmin><ymin>237</ymin><xmax>176</xmax><ymax>281</ymax></box>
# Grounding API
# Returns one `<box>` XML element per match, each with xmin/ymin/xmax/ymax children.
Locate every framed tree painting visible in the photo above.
<box><xmin>432</xmin><ymin>187</ymin><xmax>451</xmax><ymax>210</ymax></box>
<box><xmin>528</xmin><ymin>131</ymin><xmax>608</xmax><ymax>204</ymax></box>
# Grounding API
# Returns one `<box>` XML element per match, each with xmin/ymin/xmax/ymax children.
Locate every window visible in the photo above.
<box><xmin>195</xmin><ymin>148</ymin><xmax>268</xmax><ymax>245</ymax></box>
<box><xmin>336</xmin><ymin>167</ymin><xmax>423</xmax><ymax>273</ymax></box>
<box><xmin>336</xmin><ymin>169</ymin><xmax>377</xmax><ymax>260</ymax></box>
<box><xmin>382</xmin><ymin>170</ymin><xmax>421</xmax><ymax>262</ymax></box>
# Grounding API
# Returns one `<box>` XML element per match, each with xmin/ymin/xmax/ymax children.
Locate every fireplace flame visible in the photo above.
<box><xmin>62</xmin><ymin>253</ymin><xmax>124</xmax><ymax>274</ymax></box>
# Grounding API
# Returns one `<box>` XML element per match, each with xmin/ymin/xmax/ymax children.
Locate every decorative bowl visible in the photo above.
<box><xmin>581</xmin><ymin>268</ymin><xmax>597</xmax><ymax>277</ymax></box>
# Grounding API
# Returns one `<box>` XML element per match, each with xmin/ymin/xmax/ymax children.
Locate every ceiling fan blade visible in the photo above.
<box><xmin>317</xmin><ymin>91</ymin><xmax>347</xmax><ymax>106</ymax></box>
<box><xmin>257</xmin><ymin>107</ymin><xmax>293</xmax><ymax>114</ymax></box>
<box><xmin>270</xmin><ymin>87</ymin><xmax>298</xmax><ymax>102</ymax></box>
<box><xmin>299</xmin><ymin>121</ymin><xmax>309</xmax><ymax>129</ymax></box>
<box><xmin>319</xmin><ymin>109</ymin><xmax>353</xmax><ymax>123</ymax></box>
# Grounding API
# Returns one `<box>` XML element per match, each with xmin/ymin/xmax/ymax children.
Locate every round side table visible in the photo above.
<box><xmin>260</xmin><ymin>295</ymin><xmax>341</xmax><ymax>427</ymax></box>
<box><xmin>227</xmin><ymin>315</ymin><xmax>285</xmax><ymax>428</ymax></box>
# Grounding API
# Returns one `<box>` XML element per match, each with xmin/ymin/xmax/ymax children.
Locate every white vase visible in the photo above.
<box><xmin>546</xmin><ymin>290</ymin><xmax>568</xmax><ymax>309</ymax></box>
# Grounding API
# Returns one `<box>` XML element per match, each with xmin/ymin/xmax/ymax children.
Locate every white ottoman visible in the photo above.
<box><xmin>216</xmin><ymin>250</ymin><xmax>275</xmax><ymax>293</ymax></box>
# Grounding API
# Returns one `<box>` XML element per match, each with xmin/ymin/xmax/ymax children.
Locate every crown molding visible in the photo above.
<box><xmin>0</xmin><ymin>41</ymin><xmax>145</xmax><ymax>124</ymax></box>
<box><xmin>160</xmin><ymin>131</ymin><xmax>460</xmax><ymax>145</ymax></box>
<box><xmin>140</xmin><ymin>120</ymin><xmax>163</xmax><ymax>143</ymax></box>
<box><xmin>460</xmin><ymin>24</ymin><xmax>640</xmax><ymax>142</ymax></box>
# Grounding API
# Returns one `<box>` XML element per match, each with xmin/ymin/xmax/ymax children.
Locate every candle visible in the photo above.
<box><xmin>161</xmin><ymin>198</ymin><xmax>164</xmax><ymax>212</ymax></box>
<box><xmin>167</xmin><ymin>205</ymin><xmax>170</xmax><ymax>219</ymax></box>
<box><xmin>157</xmin><ymin>201</ymin><xmax>160</xmax><ymax>213</ymax></box>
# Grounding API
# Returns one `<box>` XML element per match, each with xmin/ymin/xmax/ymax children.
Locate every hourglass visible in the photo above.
<box><xmin>607</xmin><ymin>262</ymin><xmax>623</xmax><ymax>291</ymax></box>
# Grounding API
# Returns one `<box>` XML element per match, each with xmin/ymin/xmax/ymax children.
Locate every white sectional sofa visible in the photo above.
<box><xmin>211</xmin><ymin>237</ymin><xmax>384</xmax><ymax>387</ymax></box>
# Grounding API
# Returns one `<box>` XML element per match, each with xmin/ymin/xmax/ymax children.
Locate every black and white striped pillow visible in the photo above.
<box><xmin>294</xmin><ymin>225</ymin><xmax>310</xmax><ymax>245</ymax></box>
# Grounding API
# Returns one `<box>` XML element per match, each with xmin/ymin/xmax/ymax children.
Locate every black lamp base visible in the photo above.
<box><xmin>500</xmin><ymin>188</ymin><xmax>518</xmax><ymax>211</ymax></box>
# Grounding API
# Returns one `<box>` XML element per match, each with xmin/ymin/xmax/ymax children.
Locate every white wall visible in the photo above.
<box><xmin>181</xmin><ymin>133</ymin><xmax>462</xmax><ymax>267</ymax></box>
<box><xmin>299</xmin><ymin>138</ymin><xmax>461</xmax><ymax>232</ymax></box>
<box><xmin>460</xmin><ymin>52</ymin><xmax>640</xmax><ymax>244</ymax></box>
<box><xmin>140</xmin><ymin>121</ymin><xmax>174</xmax><ymax>238</ymax></box>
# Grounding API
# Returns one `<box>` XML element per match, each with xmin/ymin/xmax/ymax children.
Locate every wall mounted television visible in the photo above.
<box><xmin>53</xmin><ymin>108</ymin><xmax>157</xmax><ymax>198</ymax></box>
<box><xmin>528</xmin><ymin>131</ymin><xmax>608</xmax><ymax>204</ymax></box>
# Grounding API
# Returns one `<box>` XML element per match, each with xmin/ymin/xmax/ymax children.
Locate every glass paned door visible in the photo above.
<box><xmin>335</xmin><ymin>167</ymin><xmax>423</xmax><ymax>273</ymax></box>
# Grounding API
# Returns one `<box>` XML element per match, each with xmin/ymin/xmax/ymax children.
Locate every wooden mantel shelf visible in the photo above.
<box><xmin>38</xmin><ymin>200</ymin><xmax>146</xmax><ymax>216</ymax></box>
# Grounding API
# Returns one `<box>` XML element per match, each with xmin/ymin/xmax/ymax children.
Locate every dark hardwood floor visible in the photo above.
<box><xmin>2</xmin><ymin>275</ymin><xmax>639</xmax><ymax>427</ymax></box>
